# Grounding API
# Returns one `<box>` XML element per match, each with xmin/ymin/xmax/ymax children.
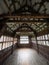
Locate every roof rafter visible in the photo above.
<box><xmin>33</xmin><ymin>23</ymin><xmax>46</xmax><ymax>30</ymax></box>
<box><xmin>13</xmin><ymin>23</ymin><xmax>37</xmax><ymax>36</ymax></box>
<box><xmin>11</xmin><ymin>0</ymin><xmax>16</xmax><ymax>13</ymax></box>
<box><xmin>3</xmin><ymin>0</ymin><xmax>11</xmax><ymax>15</ymax></box>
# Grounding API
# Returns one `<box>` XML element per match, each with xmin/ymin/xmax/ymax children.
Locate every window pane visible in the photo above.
<box><xmin>45</xmin><ymin>35</ymin><xmax>48</xmax><ymax>40</ymax></box>
<box><xmin>7</xmin><ymin>42</ymin><xmax>10</xmax><ymax>47</ymax></box>
<box><xmin>42</xmin><ymin>35</ymin><xmax>45</xmax><ymax>40</ymax></box>
<box><xmin>46</xmin><ymin>41</ymin><xmax>49</xmax><ymax>46</ymax></box>
<box><xmin>0</xmin><ymin>43</ymin><xmax>2</xmax><ymax>50</ymax></box>
<box><xmin>20</xmin><ymin>36</ymin><xmax>28</xmax><ymax>39</ymax></box>
<box><xmin>11</xmin><ymin>42</ymin><xmax>13</xmax><ymax>46</ymax></box>
<box><xmin>6</xmin><ymin>37</ymin><xmax>8</xmax><ymax>41</ymax></box>
<box><xmin>0</xmin><ymin>36</ymin><xmax>3</xmax><ymax>42</ymax></box>
<box><xmin>4</xmin><ymin>36</ymin><xmax>6</xmax><ymax>41</ymax></box>
<box><xmin>14</xmin><ymin>41</ymin><xmax>16</xmax><ymax>44</ymax></box>
<box><xmin>3</xmin><ymin>43</ymin><xmax>6</xmax><ymax>49</ymax></box>
<box><xmin>42</xmin><ymin>41</ymin><xmax>46</xmax><ymax>45</ymax></box>
<box><xmin>48</xmin><ymin>34</ymin><xmax>49</xmax><ymax>40</ymax></box>
<box><xmin>20</xmin><ymin>36</ymin><xmax>29</xmax><ymax>44</ymax></box>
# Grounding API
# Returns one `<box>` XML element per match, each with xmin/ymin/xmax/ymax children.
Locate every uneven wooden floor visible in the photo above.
<box><xmin>3</xmin><ymin>48</ymin><xmax>48</xmax><ymax>65</ymax></box>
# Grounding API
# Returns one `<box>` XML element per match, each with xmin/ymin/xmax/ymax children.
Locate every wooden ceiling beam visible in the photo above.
<box><xmin>3</xmin><ymin>15</ymin><xmax>49</xmax><ymax>18</ymax></box>
<box><xmin>1</xmin><ymin>19</ymin><xmax>47</xmax><ymax>22</ymax></box>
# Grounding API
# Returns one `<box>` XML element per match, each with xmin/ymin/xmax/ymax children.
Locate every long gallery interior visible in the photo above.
<box><xmin>0</xmin><ymin>0</ymin><xmax>49</xmax><ymax>65</ymax></box>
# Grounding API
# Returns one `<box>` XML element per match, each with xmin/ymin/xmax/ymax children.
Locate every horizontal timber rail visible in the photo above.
<box><xmin>0</xmin><ymin>15</ymin><xmax>49</xmax><ymax>22</ymax></box>
<box><xmin>3</xmin><ymin>15</ymin><xmax>49</xmax><ymax>19</ymax></box>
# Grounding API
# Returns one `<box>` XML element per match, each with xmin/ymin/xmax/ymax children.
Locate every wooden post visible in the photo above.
<box><xmin>17</xmin><ymin>35</ymin><xmax>20</xmax><ymax>48</ymax></box>
<box><xmin>1</xmin><ymin>42</ymin><xmax>3</xmax><ymax>50</ymax></box>
<box><xmin>29</xmin><ymin>36</ymin><xmax>32</xmax><ymax>47</ymax></box>
<box><xmin>35</xmin><ymin>35</ymin><xmax>39</xmax><ymax>53</ymax></box>
<box><xmin>11</xmin><ymin>37</ymin><xmax>14</xmax><ymax>54</ymax></box>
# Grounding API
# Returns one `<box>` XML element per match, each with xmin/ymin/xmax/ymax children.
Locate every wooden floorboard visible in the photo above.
<box><xmin>3</xmin><ymin>48</ymin><xmax>49</xmax><ymax>65</ymax></box>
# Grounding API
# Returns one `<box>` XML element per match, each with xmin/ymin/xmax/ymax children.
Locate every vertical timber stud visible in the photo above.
<box><xmin>2</xmin><ymin>35</ymin><xmax>4</xmax><ymax>65</ymax></box>
<box><xmin>29</xmin><ymin>36</ymin><xmax>32</xmax><ymax>48</ymax></box>
<box><xmin>12</xmin><ymin>37</ymin><xmax>14</xmax><ymax>53</ymax></box>
<box><xmin>13</xmin><ymin>37</ymin><xmax>14</xmax><ymax>44</ymax></box>
<box><xmin>11</xmin><ymin>37</ymin><xmax>13</xmax><ymax>54</ymax></box>
<box><xmin>1</xmin><ymin>35</ymin><xmax>3</xmax><ymax>50</ymax></box>
<box><xmin>2</xmin><ymin>35</ymin><xmax>4</xmax><ymax>50</ymax></box>
<box><xmin>35</xmin><ymin>34</ymin><xmax>39</xmax><ymax>53</ymax></box>
<box><xmin>17</xmin><ymin>35</ymin><xmax>20</xmax><ymax>48</ymax></box>
<box><xmin>17</xmin><ymin>36</ymin><xmax>18</xmax><ymax>48</ymax></box>
<box><xmin>1</xmin><ymin>43</ymin><xmax>3</xmax><ymax>51</ymax></box>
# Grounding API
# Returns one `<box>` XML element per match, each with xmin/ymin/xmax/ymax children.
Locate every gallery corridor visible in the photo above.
<box><xmin>0</xmin><ymin>0</ymin><xmax>49</xmax><ymax>65</ymax></box>
<box><xmin>3</xmin><ymin>48</ymin><xmax>48</xmax><ymax>65</ymax></box>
